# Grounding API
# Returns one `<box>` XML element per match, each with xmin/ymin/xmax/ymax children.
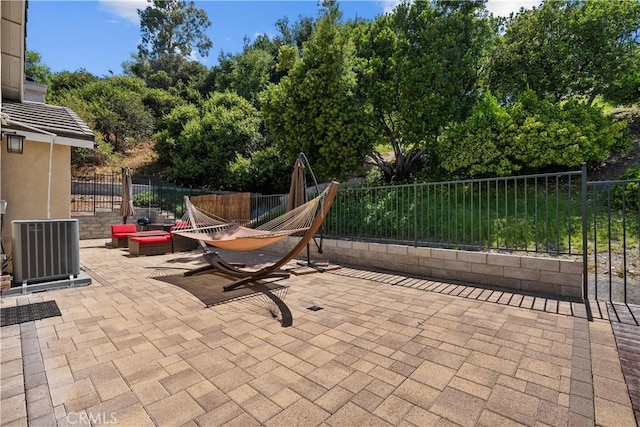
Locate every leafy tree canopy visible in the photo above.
<box><xmin>48</xmin><ymin>69</ymin><xmax>97</xmax><ymax>96</ymax></box>
<box><xmin>123</xmin><ymin>52</ymin><xmax>208</xmax><ymax>97</ymax></box>
<box><xmin>437</xmin><ymin>91</ymin><xmax>630</xmax><ymax>178</ymax></box>
<box><xmin>228</xmin><ymin>146</ymin><xmax>293</xmax><ymax>193</ymax></box>
<box><xmin>211</xmin><ymin>48</ymin><xmax>274</xmax><ymax>107</ymax></box>
<box><xmin>354</xmin><ymin>0</ymin><xmax>493</xmax><ymax>182</ymax></box>
<box><xmin>25</xmin><ymin>50</ymin><xmax>51</xmax><ymax>85</ymax></box>
<box><xmin>72</xmin><ymin>77</ymin><xmax>155</xmax><ymax>153</ymax></box>
<box><xmin>137</xmin><ymin>0</ymin><xmax>212</xmax><ymax>60</ymax></box>
<box><xmin>261</xmin><ymin>0</ymin><xmax>374</xmax><ymax>180</ymax></box>
<box><xmin>156</xmin><ymin>92</ymin><xmax>265</xmax><ymax>188</ymax></box>
<box><xmin>489</xmin><ymin>0</ymin><xmax>640</xmax><ymax>105</ymax></box>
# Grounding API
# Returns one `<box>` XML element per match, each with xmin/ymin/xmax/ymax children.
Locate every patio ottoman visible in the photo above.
<box><xmin>171</xmin><ymin>234</ymin><xmax>198</xmax><ymax>252</ymax></box>
<box><xmin>128</xmin><ymin>233</ymin><xmax>172</xmax><ymax>256</ymax></box>
<box><xmin>111</xmin><ymin>224</ymin><xmax>137</xmax><ymax>248</ymax></box>
<box><xmin>170</xmin><ymin>222</ymin><xmax>198</xmax><ymax>252</ymax></box>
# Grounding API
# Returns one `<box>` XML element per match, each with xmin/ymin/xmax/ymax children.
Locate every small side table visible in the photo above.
<box><xmin>146</xmin><ymin>223</ymin><xmax>173</xmax><ymax>232</ymax></box>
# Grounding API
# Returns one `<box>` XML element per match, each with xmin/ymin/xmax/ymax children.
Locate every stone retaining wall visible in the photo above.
<box><xmin>73</xmin><ymin>208</ymin><xmax>162</xmax><ymax>240</ymax></box>
<box><xmin>73</xmin><ymin>212</ymin><xmax>121</xmax><ymax>240</ymax></box>
<box><xmin>267</xmin><ymin>237</ymin><xmax>584</xmax><ymax>299</ymax></box>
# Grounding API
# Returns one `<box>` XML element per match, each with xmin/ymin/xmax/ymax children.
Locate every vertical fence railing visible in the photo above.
<box><xmin>323</xmin><ymin>171</ymin><xmax>583</xmax><ymax>255</ymax></box>
<box><xmin>71</xmin><ymin>173</ymin><xmax>212</xmax><ymax>219</ymax></box>
<box><xmin>582</xmin><ymin>164</ymin><xmax>589</xmax><ymax>302</ymax></box>
<box><xmin>72</xmin><ymin>168</ymin><xmax>639</xmax><ymax>303</ymax></box>
<box><xmin>71</xmin><ymin>172</ymin><xmax>121</xmax><ymax>214</ymax></box>
<box><xmin>584</xmin><ymin>178</ymin><xmax>640</xmax><ymax>304</ymax></box>
<box><xmin>249</xmin><ymin>194</ymin><xmax>288</xmax><ymax>225</ymax></box>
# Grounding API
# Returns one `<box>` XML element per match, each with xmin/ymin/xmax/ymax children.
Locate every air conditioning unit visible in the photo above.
<box><xmin>12</xmin><ymin>219</ymin><xmax>80</xmax><ymax>285</ymax></box>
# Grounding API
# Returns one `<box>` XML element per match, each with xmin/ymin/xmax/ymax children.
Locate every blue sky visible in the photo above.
<box><xmin>27</xmin><ymin>0</ymin><xmax>540</xmax><ymax>77</ymax></box>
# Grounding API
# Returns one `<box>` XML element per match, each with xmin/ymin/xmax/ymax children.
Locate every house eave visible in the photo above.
<box><xmin>1</xmin><ymin>100</ymin><xmax>95</xmax><ymax>147</ymax></box>
<box><xmin>3</xmin><ymin>128</ymin><xmax>95</xmax><ymax>149</ymax></box>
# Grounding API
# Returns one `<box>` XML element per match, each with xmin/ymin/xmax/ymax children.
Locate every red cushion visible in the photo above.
<box><xmin>113</xmin><ymin>232</ymin><xmax>134</xmax><ymax>238</ymax></box>
<box><xmin>111</xmin><ymin>224</ymin><xmax>136</xmax><ymax>238</ymax></box>
<box><xmin>133</xmin><ymin>230</ymin><xmax>169</xmax><ymax>236</ymax></box>
<box><xmin>131</xmin><ymin>235</ymin><xmax>172</xmax><ymax>244</ymax></box>
<box><xmin>170</xmin><ymin>221</ymin><xmax>194</xmax><ymax>233</ymax></box>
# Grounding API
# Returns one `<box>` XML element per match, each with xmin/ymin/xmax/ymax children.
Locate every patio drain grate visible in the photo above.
<box><xmin>1</xmin><ymin>301</ymin><xmax>61</xmax><ymax>327</ymax></box>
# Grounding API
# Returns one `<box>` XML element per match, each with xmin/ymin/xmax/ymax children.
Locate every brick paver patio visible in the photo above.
<box><xmin>0</xmin><ymin>240</ymin><xmax>637</xmax><ymax>426</ymax></box>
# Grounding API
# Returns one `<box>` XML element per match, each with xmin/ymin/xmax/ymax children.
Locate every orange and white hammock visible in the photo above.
<box><xmin>173</xmin><ymin>184</ymin><xmax>334</xmax><ymax>252</ymax></box>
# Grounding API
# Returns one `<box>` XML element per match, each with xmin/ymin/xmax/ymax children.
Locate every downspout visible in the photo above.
<box><xmin>46</xmin><ymin>132</ymin><xmax>57</xmax><ymax>219</ymax></box>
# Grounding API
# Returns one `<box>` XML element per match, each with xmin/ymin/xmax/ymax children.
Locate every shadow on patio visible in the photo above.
<box><xmin>0</xmin><ymin>239</ymin><xmax>637</xmax><ymax>426</ymax></box>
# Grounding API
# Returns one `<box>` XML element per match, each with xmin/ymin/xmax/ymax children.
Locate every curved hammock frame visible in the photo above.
<box><xmin>174</xmin><ymin>181</ymin><xmax>340</xmax><ymax>295</ymax></box>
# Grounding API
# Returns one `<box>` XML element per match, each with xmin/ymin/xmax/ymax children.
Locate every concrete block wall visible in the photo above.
<box><xmin>268</xmin><ymin>237</ymin><xmax>583</xmax><ymax>299</ymax></box>
<box><xmin>73</xmin><ymin>208</ymin><xmax>159</xmax><ymax>240</ymax></box>
<box><xmin>73</xmin><ymin>212</ymin><xmax>121</xmax><ymax>240</ymax></box>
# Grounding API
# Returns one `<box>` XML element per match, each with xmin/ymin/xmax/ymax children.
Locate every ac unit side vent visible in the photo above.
<box><xmin>12</xmin><ymin>219</ymin><xmax>80</xmax><ymax>285</ymax></box>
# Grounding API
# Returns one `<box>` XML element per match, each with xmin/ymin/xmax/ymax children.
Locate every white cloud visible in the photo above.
<box><xmin>485</xmin><ymin>0</ymin><xmax>541</xmax><ymax>17</ymax></box>
<box><xmin>97</xmin><ymin>0</ymin><xmax>148</xmax><ymax>25</ymax></box>
<box><xmin>377</xmin><ymin>0</ymin><xmax>541</xmax><ymax>17</ymax></box>
<box><xmin>380</xmin><ymin>0</ymin><xmax>401</xmax><ymax>14</ymax></box>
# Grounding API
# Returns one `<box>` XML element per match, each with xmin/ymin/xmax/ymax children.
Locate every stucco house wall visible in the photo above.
<box><xmin>1</xmin><ymin>140</ymin><xmax>71</xmax><ymax>256</ymax></box>
<box><xmin>1</xmin><ymin>0</ymin><xmax>94</xmax><ymax>275</ymax></box>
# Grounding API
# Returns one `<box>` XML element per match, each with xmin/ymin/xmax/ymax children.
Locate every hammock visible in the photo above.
<box><xmin>173</xmin><ymin>181</ymin><xmax>336</xmax><ymax>252</ymax></box>
<box><xmin>175</xmin><ymin>181</ymin><xmax>340</xmax><ymax>294</ymax></box>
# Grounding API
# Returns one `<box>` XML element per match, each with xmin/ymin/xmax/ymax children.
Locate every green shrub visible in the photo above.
<box><xmin>228</xmin><ymin>147</ymin><xmax>292</xmax><ymax>193</ymax></box>
<box><xmin>511</xmin><ymin>92</ymin><xmax>629</xmax><ymax>170</ymax></box>
<box><xmin>612</xmin><ymin>167</ymin><xmax>640</xmax><ymax>211</ymax></box>
<box><xmin>437</xmin><ymin>91</ymin><xmax>630</xmax><ymax>178</ymax></box>
<box><xmin>437</xmin><ymin>93</ymin><xmax>517</xmax><ymax>178</ymax></box>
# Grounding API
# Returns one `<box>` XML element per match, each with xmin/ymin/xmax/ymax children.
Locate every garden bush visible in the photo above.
<box><xmin>437</xmin><ymin>91</ymin><xmax>630</xmax><ymax>179</ymax></box>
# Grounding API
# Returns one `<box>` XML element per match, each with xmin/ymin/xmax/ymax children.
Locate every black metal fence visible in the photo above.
<box><xmin>585</xmin><ymin>179</ymin><xmax>639</xmax><ymax>304</ymax></box>
<box><xmin>71</xmin><ymin>173</ymin><xmax>212</xmax><ymax>219</ymax></box>
<box><xmin>72</xmin><ymin>168</ymin><xmax>640</xmax><ymax>303</ymax></box>
<box><xmin>321</xmin><ymin>167</ymin><xmax>638</xmax><ymax>304</ymax></box>
<box><xmin>324</xmin><ymin>171</ymin><xmax>584</xmax><ymax>255</ymax></box>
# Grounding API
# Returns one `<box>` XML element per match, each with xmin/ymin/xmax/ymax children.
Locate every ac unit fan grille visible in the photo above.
<box><xmin>12</xmin><ymin>219</ymin><xmax>80</xmax><ymax>285</ymax></box>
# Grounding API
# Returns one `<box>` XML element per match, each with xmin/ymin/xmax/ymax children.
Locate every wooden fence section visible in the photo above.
<box><xmin>191</xmin><ymin>193</ymin><xmax>251</xmax><ymax>222</ymax></box>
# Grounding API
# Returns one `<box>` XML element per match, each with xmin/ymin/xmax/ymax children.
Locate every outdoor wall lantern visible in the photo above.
<box><xmin>4</xmin><ymin>132</ymin><xmax>24</xmax><ymax>154</ymax></box>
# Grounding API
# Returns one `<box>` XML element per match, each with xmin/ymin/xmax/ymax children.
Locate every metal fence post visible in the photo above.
<box><xmin>111</xmin><ymin>171</ymin><xmax>115</xmax><ymax>212</ymax></box>
<box><xmin>93</xmin><ymin>171</ymin><xmax>97</xmax><ymax>216</ymax></box>
<box><xmin>581</xmin><ymin>163</ymin><xmax>591</xmax><ymax>319</ymax></box>
<box><xmin>414</xmin><ymin>179</ymin><xmax>418</xmax><ymax>247</ymax></box>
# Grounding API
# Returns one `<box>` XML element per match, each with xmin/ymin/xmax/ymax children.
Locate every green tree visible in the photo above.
<box><xmin>200</xmin><ymin>14</ymin><xmax>314</xmax><ymax>98</ymax></box>
<box><xmin>48</xmin><ymin>69</ymin><xmax>97</xmax><ymax>96</ymax></box>
<box><xmin>142</xmin><ymin>88</ymin><xmax>186</xmax><ymax>126</ymax></box>
<box><xmin>154</xmin><ymin>103</ymin><xmax>199</xmax><ymax>170</ymax></box>
<box><xmin>489</xmin><ymin>0</ymin><xmax>640</xmax><ymax>105</ymax></box>
<box><xmin>510</xmin><ymin>92</ymin><xmax>629</xmax><ymax>169</ymax></box>
<box><xmin>261</xmin><ymin>1</ymin><xmax>374</xmax><ymax>180</ymax></box>
<box><xmin>125</xmin><ymin>0</ymin><xmax>210</xmax><ymax>94</ymax></box>
<box><xmin>156</xmin><ymin>92</ymin><xmax>265</xmax><ymax>188</ymax></box>
<box><xmin>228</xmin><ymin>146</ymin><xmax>293</xmax><ymax>193</ymax></box>
<box><xmin>212</xmin><ymin>49</ymin><xmax>274</xmax><ymax>107</ymax></box>
<box><xmin>354</xmin><ymin>0</ymin><xmax>493</xmax><ymax>182</ymax></box>
<box><xmin>436</xmin><ymin>93</ymin><xmax>516</xmax><ymax>178</ymax></box>
<box><xmin>78</xmin><ymin>77</ymin><xmax>155</xmax><ymax>153</ymax></box>
<box><xmin>25</xmin><ymin>50</ymin><xmax>51</xmax><ymax>84</ymax></box>
<box><xmin>273</xmin><ymin>16</ymin><xmax>314</xmax><ymax>55</ymax></box>
<box><xmin>437</xmin><ymin>91</ymin><xmax>630</xmax><ymax>178</ymax></box>
<box><xmin>137</xmin><ymin>0</ymin><xmax>212</xmax><ymax>60</ymax></box>
<box><xmin>123</xmin><ymin>53</ymin><xmax>207</xmax><ymax>99</ymax></box>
